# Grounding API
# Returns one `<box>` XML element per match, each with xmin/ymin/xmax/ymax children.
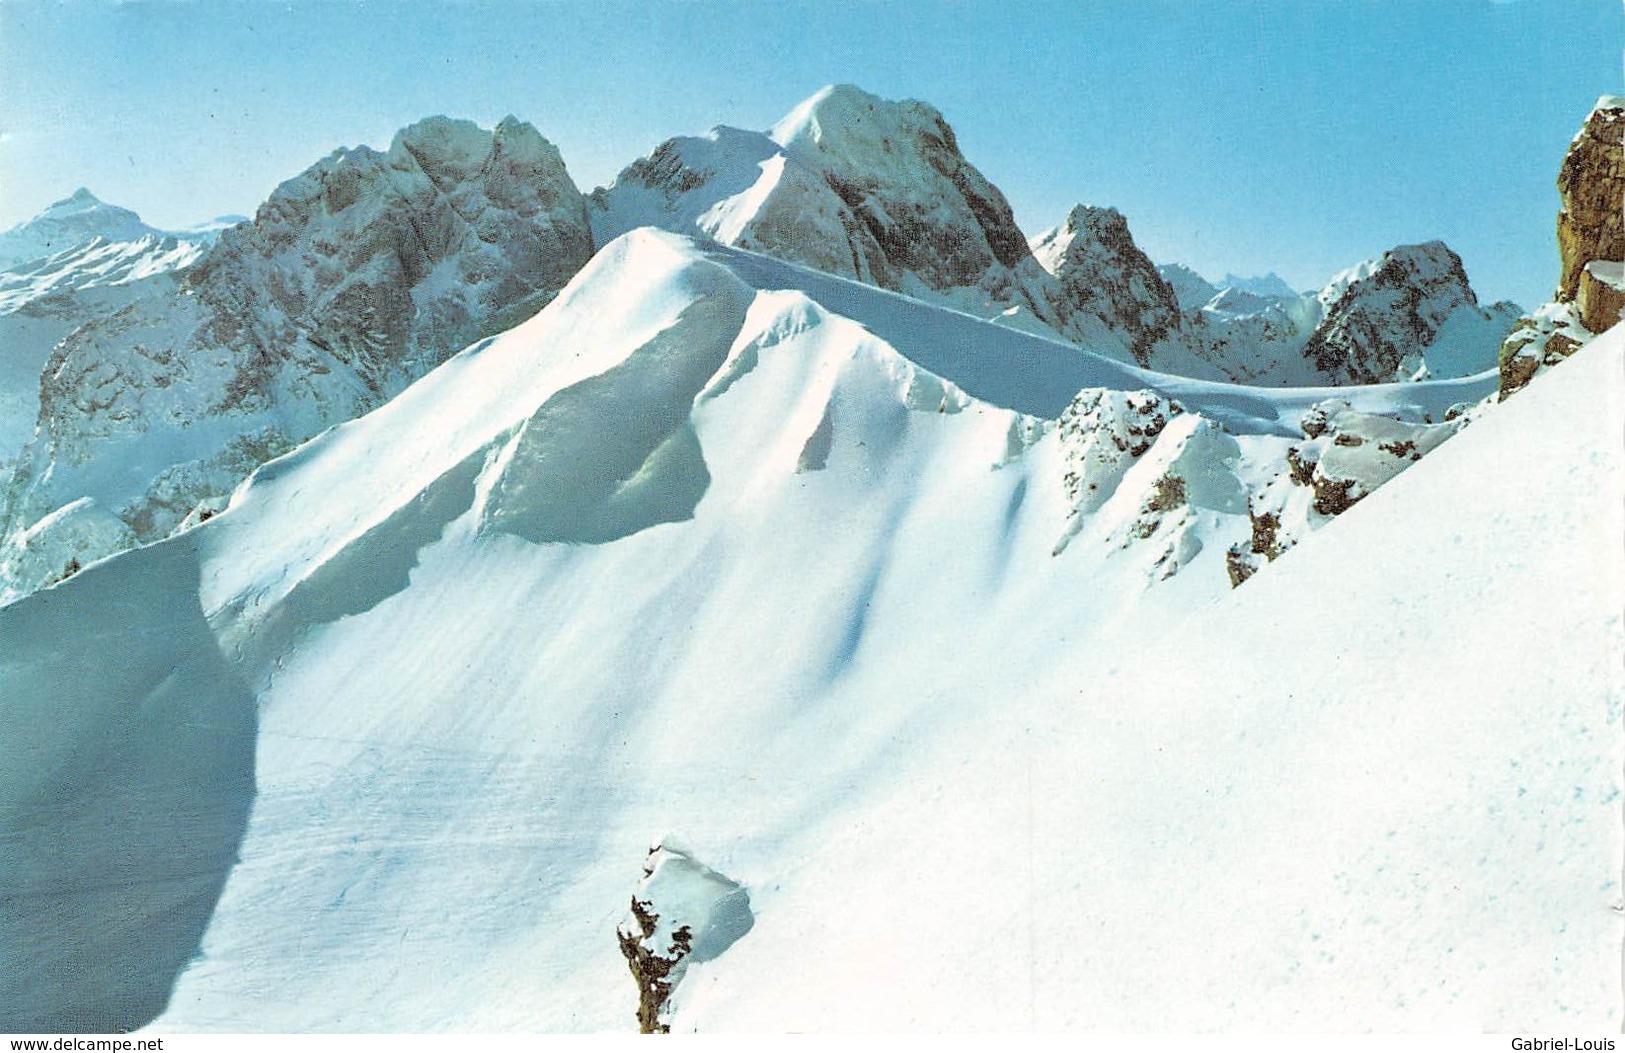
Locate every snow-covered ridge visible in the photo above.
<box><xmin>0</xmin><ymin>219</ymin><xmax>1616</xmax><ymax>1030</ymax></box>
<box><xmin>0</xmin><ymin>235</ymin><xmax>207</xmax><ymax>314</ymax></box>
<box><xmin>593</xmin><ymin>85</ymin><xmax>1515</xmax><ymax>387</ymax></box>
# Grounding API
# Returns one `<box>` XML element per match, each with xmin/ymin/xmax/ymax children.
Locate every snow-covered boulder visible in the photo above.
<box><xmin>617</xmin><ymin>843</ymin><xmax>753</xmax><ymax>1033</ymax></box>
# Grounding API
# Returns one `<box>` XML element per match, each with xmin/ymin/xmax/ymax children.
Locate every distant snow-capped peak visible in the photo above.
<box><xmin>0</xmin><ymin>189</ymin><xmax>163</xmax><ymax>270</ymax></box>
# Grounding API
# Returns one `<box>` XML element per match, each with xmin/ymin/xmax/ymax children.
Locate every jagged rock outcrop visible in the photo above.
<box><xmin>1031</xmin><ymin>205</ymin><xmax>1184</xmax><ymax>364</ymax></box>
<box><xmin>0</xmin><ymin>116</ymin><xmax>594</xmax><ymax>603</ymax></box>
<box><xmin>1497</xmin><ymin>302</ymin><xmax>1592</xmax><ymax>401</ymax></box>
<box><xmin>1286</xmin><ymin>400</ymin><xmax>1461</xmax><ymax>516</ymax></box>
<box><xmin>1053</xmin><ymin>388</ymin><xmax>1183</xmax><ymax>548</ymax></box>
<box><xmin>1557</xmin><ymin>96</ymin><xmax>1625</xmax><ymax>333</ymax></box>
<box><xmin>1498</xmin><ymin>96</ymin><xmax>1623</xmax><ymax>401</ymax></box>
<box><xmin>1095</xmin><ymin>414</ymin><xmax>1248</xmax><ymax>582</ymax></box>
<box><xmin>1221</xmin><ymin>400</ymin><xmax>1464</xmax><ymax>586</ymax></box>
<box><xmin>1156</xmin><ymin>253</ymin><xmax>1514</xmax><ymax>387</ymax></box>
<box><xmin>1302</xmin><ymin>242</ymin><xmax>1515</xmax><ymax>384</ymax></box>
<box><xmin>617</xmin><ymin>842</ymin><xmax>753</xmax><ymax>1033</ymax></box>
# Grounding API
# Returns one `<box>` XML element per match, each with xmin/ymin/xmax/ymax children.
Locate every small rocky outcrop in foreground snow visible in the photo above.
<box><xmin>617</xmin><ymin>842</ymin><xmax>753</xmax><ymax>1033</ymax></box>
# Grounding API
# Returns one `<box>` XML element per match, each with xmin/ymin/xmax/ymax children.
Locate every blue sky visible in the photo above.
<box><xmin>1</xmin><ymin>0</ymin><xmax>1618</xmax><ymax>306</ymax></box>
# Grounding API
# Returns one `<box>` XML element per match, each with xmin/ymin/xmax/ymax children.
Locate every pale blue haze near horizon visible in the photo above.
<box><xmin>1</xmin><ymin>0</ymin><xmax>1619</xmax><ymax>307</ymax></box>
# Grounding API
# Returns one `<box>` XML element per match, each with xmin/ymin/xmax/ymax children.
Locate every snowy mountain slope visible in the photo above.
<box><xmin>1</xmin><ymin>228</ymin><xmax>1598</xmax><ymax>1033</ymax></box>
<box><xmin>0</xmin><ymin>189</ymin><xmax>163</xmax><ymax>271</ymax></box>
<box><xmin>679</xmin><ymin>323</ymin><xmax>1624</xmax><ymax>1031</ymax></box>
<box><xmin>0</xmin><ymin>222</ymin><xmax>1502</xmax><ymax>612</ymax></box>
<box><xmin>700</xmin><ymin>239</ymin><xmax>1498</xmax><ymax>430</ymax></box>
<box><xmin>0</xmin><ymin>116</ymin><xmax>594</xmax><ymax>603</ymax></box>
<box><xmin>0</xmin><ymin>235</ymin><xmax>207</xmax><ymax>315</ymax></box>
<box><xmin>0</xmin><ymin>195</ymin><xmax>228</xmax><ymax>461</ymax></box>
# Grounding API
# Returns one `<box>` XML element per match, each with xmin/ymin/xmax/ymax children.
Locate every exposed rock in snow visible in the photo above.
<box><xmin>1497</xmin><ymin>302</ymin><xmax>1594</xmax><ymax>401</ymax></box>
<box><xmin>1031</xmin><ymin>205</ymin><xmax>1184</xmax><ymax>365</ymax></box>
<box><xmin>1095</xmin><ymin>413</ymin><xmax>1249</xmax><ymax>582</ymax></box>
<box><xmin>1301</xmin><ymin>242</ymin><xmax>1517</xmax><ymax>385</ymax></box>
<box><xmin>592</xmin><ymin>85</ymin><xmax>1073</xmax><ymax>344</ymax></box>
<box><xmin>1051</xmin><ymin>387</ymin><xmax>1182</xmax><ymax>556</ymax></box>
<box><xmin>1498</xmin><ymin>97</ymin><xmax>1622</xmax><ymax>401</ymax></box>
<box><xmin>0</xmin><ymin>116</ymin><xmax>594</xmax><ymax>603</ymax></box>
<box><xmin>1557</xmin><ymin>96</ymin><xmax>1624</xmax><ymax>332</ymax></box>
<box><xmin>617</xmin><ymin>843</ymin><xmax>752</xmax><ymax>1033</ymax></box>
<box><xmin>1285</xmin><ymin>400</ymin><xmax>1462</xmax><ymax>516</ymax></box>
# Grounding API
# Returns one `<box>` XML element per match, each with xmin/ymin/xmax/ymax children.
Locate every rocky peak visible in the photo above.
<box><xmin>1556</xmin><ymin>95</ymin><xmax>1624</xmax><ymax>332</ymax></box>
<box><xmin>1219</xmin><ymin>272</ymin><xmax>1299</xmax><ymax>299</ymax></box>
<box><xmin>0</xmin><ymin>114</ymin><xmax>596</xmax><ymax>600</ymax></box>
<box><xmin>593</xmin><ymin>85</ymin><xmax>1052</xmax><ymax>321</ymax></box>
<box><xmin>198</xmin><ymin>112</ymin><xmax>592</xmax><ymax>384</ymax></box>
<box><xmin>772</xmin><ymin>83</ymin><xmax>1034</xmax><ymax>281</ymax></box>
<box><xmin>1301</xmin><ymin>241</ymin><xmax>1482</xmax><ymax>384</ymax></box>
<box><xmin>1032</xmin><ymin>205</ymin><xmax>1184</xmax><ymax>364</ymax></box>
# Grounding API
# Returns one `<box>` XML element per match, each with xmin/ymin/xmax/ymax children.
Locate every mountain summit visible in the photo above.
<box><xmin>0</xmin><ymin>189</ymin><xmax>163</xmax><ymax>269</ymax></box>
<box><xmin>0</xmin><ymin>115</ymin><xmax>594</xmax><ymax>599</ymax></box>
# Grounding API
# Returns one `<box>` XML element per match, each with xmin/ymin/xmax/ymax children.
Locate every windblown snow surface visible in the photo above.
<box><xmin>0</xmin><ymin>230</ymin><xmax>1618</xmax><ymax>1032</ymax></box>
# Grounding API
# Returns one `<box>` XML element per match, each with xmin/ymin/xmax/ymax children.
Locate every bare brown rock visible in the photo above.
<box><xmin>1556</xmin><ymin>97</ymin><xmax>1624</xmax><ymax>321</ymax></box>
